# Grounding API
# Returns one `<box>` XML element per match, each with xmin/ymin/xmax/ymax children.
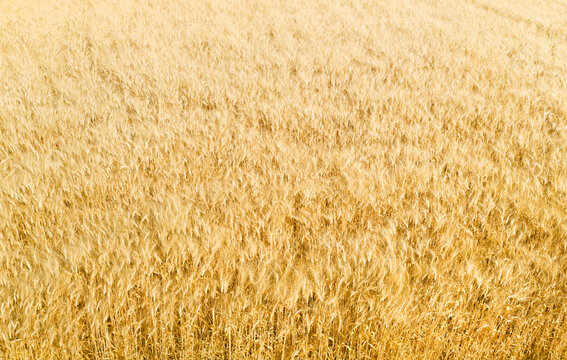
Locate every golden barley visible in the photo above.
<box><xmin>1</xmin><ymin>0</ymin><xmax>566</xmax><ymax>359</ymax></box>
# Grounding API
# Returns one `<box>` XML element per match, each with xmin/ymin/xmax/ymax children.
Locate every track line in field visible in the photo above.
<box><xmin>468</xmin><ymin>0</ymin><xmax>567</xmax><ymax>43</ymax></box>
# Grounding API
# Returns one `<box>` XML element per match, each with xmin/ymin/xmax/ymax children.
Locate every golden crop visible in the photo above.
<box><xmin>1</xmin><ymin>0</ymin><xmax>566</xmax><ymax>358</ymax></box>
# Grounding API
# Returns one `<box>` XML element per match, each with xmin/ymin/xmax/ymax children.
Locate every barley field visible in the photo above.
<box><xmin>1</xmin><ymin>0</ymin><xmax>566</xmax><ymax>358</ymax></box>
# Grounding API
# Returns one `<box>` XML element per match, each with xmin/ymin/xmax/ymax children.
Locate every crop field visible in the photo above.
<box><xmin>1</xmin><ymin>0</ymin><xmax>567</xmax><ymax>358</ymax></box>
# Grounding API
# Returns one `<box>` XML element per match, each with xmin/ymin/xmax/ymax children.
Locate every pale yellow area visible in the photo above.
<box><xmin>0</xmin><ymin>0</ymin><xmax>566</xmax><ymax>358</ymax></box>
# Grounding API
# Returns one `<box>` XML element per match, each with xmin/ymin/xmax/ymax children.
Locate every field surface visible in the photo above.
<box><xmin>1</xmin><ymin>0</ymin><xmax>567</xmax><ymax>358</ymax></box>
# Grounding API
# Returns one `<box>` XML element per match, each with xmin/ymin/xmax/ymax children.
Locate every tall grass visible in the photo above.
<box><xmin>1</xmin><ymin>0</ymin><xmax>566</xmax><ymax>358</ymax></box>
